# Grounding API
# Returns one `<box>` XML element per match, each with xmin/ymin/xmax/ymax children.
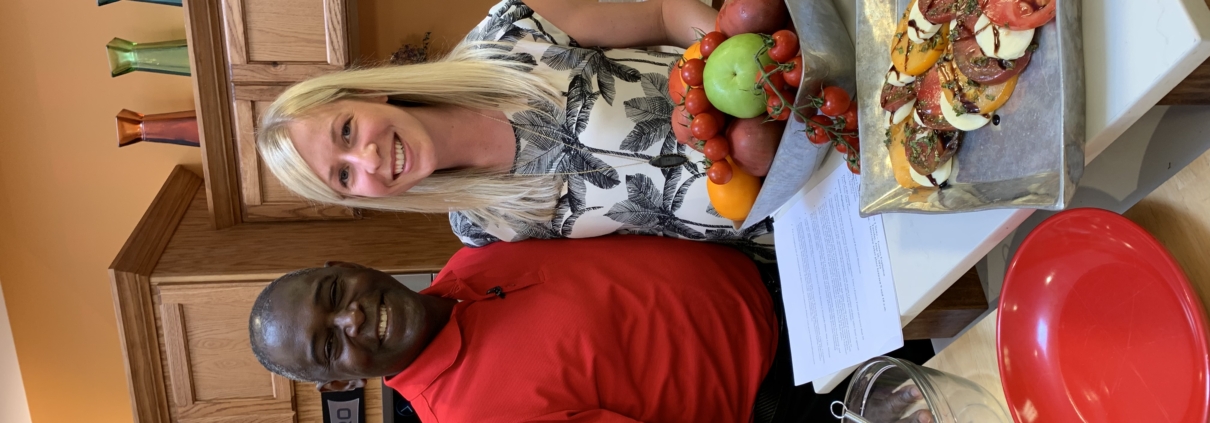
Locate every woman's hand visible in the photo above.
<box><xmin>524</xmin><ymin>0</ymin><xmax>717</xmax><ymax>49</ymax></box>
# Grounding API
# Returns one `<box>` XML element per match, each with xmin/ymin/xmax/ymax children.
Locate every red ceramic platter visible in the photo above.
<box><xmin>997</xmin><ymin>208</ymin><xmax>1210</xmax><ymax>423</ymax></box>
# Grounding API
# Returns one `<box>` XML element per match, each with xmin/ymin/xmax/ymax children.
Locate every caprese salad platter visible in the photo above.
<box><xmin>856</xmin><ymin>0</ymin><xmax>1084</xmax><ymax>216</ymax></box>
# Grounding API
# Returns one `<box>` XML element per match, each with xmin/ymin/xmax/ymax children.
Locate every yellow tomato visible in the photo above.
<box><xmin>887</xmin><ymin>120</ymin><xmax>922</xmax><ymax>189</ymax></box>
<box><xmin>683</xmin><ymin>42</ymin><xmax>702</xmax><ymax>62</ymax></box>
<box><xmin>890</xmin><ymin>0</ymin><xmax>949</xmax><ymax>76</ymax></box>
<box><xmin>707</xmin><ymin>158</ymin><xmax>761</xmax><ymax>222</ymax></box>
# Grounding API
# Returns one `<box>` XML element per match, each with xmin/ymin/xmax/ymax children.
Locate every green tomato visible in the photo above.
<box><xmin>703</xmin><ymin>33</ymin><xmax>775</xmax><ymax>119</ymax></box>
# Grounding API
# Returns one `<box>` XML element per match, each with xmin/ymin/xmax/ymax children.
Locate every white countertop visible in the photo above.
<box><xmin>801</xmin><ymin>0</ymin><xmax>1210</xmax><ymax>393</ymax></box>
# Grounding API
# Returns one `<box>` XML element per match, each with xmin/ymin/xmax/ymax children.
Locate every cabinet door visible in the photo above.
<box><xmin>157</xmin><ymin>283</ymin><xmax>295</xmax><ymax>423</ymax></box>
<box><xmin>232</xmin><ymin>85</ymin><xmax>357</xmax><ymax>221</ymax></box>
<box><xmin>220</xmin><ymin>0</ymin><xmax>350</xmax><ymax>83</ymax></box>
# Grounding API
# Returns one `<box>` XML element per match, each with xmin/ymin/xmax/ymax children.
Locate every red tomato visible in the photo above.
<box><xmin>783</xmin><ymin>55</ymin><xmax>803</xmax><ymax>88</ymax></box>
<box><xmin>842</xmin><ymin>134</ymin><xmax>860</xmax><ymax>153</ymax></box>
<box><xmin>703</xmin><ymin>136</ymin><xmax>730</xmax><ymax>161</ymax></box>
<box><xmin>691</xmin><ymin>112</ymin><xmax>721</xmax><ymax>140</ymax></box>
<box><xmin>834</xmin><ymin>138</ymin><xmax>847</xmax><ymax>154</ymax></box>
<box><xmin>983</xmin><ymin>0</ymin><xmax>1056</xmax><ymax>30</ymax></box>
<box><xmin>700</xmin><ymin>31</ymin><xmax>727</xmax><ymax>59</ymax></box>
<box><xmin>807</xmin><ymin>115</ymin><xmax>832</xmax><ymax>145</ymax></box>
<box><xmin>766</xmin><ymin>94</ymin><xmax>791</xmax><ymax>121</ymax></box>
<box><xmin>668</xmin><ymin>60</ymin><xmax>688</xmax><ymax>105</ymax></box>
<box><xmin>681</xmin><ymin>58</ymin><xmax>705</xmax><ymax>87</ymax></box>
<box><xmin>846</xmin><ymin>151</ymin><xmax>861</xmax><ymax>175</ymax></box>
<box><xmin>757</xmin><ymin>64</ymin><xmax>787</xmax><ymax>98</ymax></box>
<box><xmin>769</xmin><ymin>30</ymin><xmax>799</xmax><ymax>63</ymax></box>
<box><xmin>684</xmin><ymin>88</ymin><xmax>712</xmax><ymax>116</ymax></box>
<box><xmin>839</xmin><ymin>102</ymin><xmax>858</xmax><ymax>132</ymax></box>
<box><xmin>819</xmin><ymin>86</ymin><xmax>851</xmax><ymax>117</ymax></box>
<box><xmin>707</xmin><ymin>160</ymin><xmax>734</xmax><ymax>184</ymax></box>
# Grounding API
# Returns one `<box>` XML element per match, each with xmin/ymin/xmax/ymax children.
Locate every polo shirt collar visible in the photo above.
<box><xmin>384</xmin><ymin>266</ymin><xmax>544</xmax><ymax>400</ymax></box>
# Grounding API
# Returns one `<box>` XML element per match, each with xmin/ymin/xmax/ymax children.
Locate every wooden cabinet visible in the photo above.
<box><xmin>187</xmin><ymin>0</ymin><xmax>358</xmax><ymax>226</ymax></box>
<box><xmin>157</xmin><ymin>283</ymin><xmax>295</xmax><ymax>423</ymax></box>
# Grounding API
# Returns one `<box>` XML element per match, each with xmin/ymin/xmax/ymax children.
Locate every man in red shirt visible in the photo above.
<box><xmin>249</xmin><ymin>236</ymin><xmax>779</xmax><ymax>422</ymax></box>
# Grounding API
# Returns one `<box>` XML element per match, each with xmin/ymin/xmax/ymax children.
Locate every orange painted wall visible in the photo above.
<box><xmin>0</xmin><ymin>1</ymin><xmax>200</xmax><ymax>422</ymax></box>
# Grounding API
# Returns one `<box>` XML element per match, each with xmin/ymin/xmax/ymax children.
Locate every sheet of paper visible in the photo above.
<box><xmin>773</xmin><ymin>164</ymin><xmax>903</xmax><ymax>386</ymax></box>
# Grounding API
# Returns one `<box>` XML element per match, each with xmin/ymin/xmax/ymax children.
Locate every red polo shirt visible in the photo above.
<box><xmin>383</xmin><ymin>236</ymin><xmax>778</xmax><ymax>423</ymax></box>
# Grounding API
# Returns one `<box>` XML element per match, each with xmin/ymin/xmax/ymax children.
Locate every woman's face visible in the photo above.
<box><xmin>287</xmin><ymin>97</ymin><xmax>436</xmax><ymax>198</ymax></box>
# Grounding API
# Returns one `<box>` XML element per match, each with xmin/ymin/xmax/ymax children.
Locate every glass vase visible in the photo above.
<box><xmin>106</xmin><ymin>38</ymin><xmax>190</xmax><ymax>77</ymax></box>
<box><xmin>115</xmin><ymin>109</ymin><xmax>200</xmax><ymax>147</ymax></box>
<box><xmin>98</xmin><ymin>0</ymin><xmax>182</xmax><ymax>6</ymax></box>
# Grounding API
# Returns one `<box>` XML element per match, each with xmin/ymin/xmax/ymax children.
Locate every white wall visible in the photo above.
<box><xmin>0</xmin><ymin>279</ymin><xmax>32</xmax><ymax>423</ymax></box>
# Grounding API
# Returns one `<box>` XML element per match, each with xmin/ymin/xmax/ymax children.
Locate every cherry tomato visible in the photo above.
<box><xmin>684</xmin><ymin>88</ymin><xmax>712</xmax><ymax>116</ymax></box>
<box><xmin>781</xmin><ymin>57</ymin><xmax>803</xmax><ymax>89</ymax></box>
<box><xmin>691</xmin><ymin>112</ymin><xmax>721</xmax><ymax>140</ymax></box>
<box><xmin>700</xmin><ymin>31</ymin><xmax>727</xmax><ymax>59</ymax></box>
<box><xmin>766</xmin><ymin>94</ymin><xmax>791</xmax><ymax>121</ymax></box>
<box><xmin>681</xmin><ymin>58</ymin><xmax>705</xmax><ymax>87</ymax></box>
<box><xmin>758</xmin><ymin>64</ymin><xmax>786</xmax><ymax>97</ymax></box>
<box><xmin>703</xmin><ymin>136</ymin><xmax>730</xmax><ymax>161</ymax></box>
<box><xmin>839</xmin><ymin>102</ymin><xmax>858</xmax><ymax>132</ymax></box>
<box><xmin>707</xmin><ymin>160</ymin><xmax>733</xmax><ymax>185</ymax></box>
<box><xmin>769</xmin><ymin>30</ymin><xmax>800</xmax><ymax>63</ymax></box>
<box><xmin>819</xmin><ymin>86</ymin><xmax>851</xmax><ymax>117</ymax></box>
<box><xmin>834</xmin><ymin>139</ymin><xmax>848</xmax><ymax>154</ymax></box>
<box><xmin>843</xmin><ymin>134</ymin><xmax>860</xmax><ymax>153</ymax></box>
<box><xmin>807</xmin><ymin>115</ymin><xmax>832</xmax><ymax>145</ymax></box>
<box><xmin>846</xmin><ymin>151</ymin><xmax>861</xmax><ymax>175</ymax></box>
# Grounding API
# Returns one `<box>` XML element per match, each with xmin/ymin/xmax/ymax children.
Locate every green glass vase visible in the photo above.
<box><xmin>106</xmin><ymin>38</ymin><xmax>190</xmax><ymax>77</ymax></box>
<box><xmin>115</xmin><ymin>109</ymin><xmax>200</xmax><ymax>147</ymax></box>
<box><xmin>98</xmin><ymin>0</ymin><xmax>182</xmax><ymax>6</ymax></box>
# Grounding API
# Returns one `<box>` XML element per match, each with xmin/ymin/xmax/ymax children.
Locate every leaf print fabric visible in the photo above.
<box><xmin>450</xmin><ymin>0</ymin><xmax>774</xmax><ymax>261</ymax></box>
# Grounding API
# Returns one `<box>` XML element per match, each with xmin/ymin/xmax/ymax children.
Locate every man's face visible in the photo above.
<box><xmin>253</xmin><ymin>264</ymin><xmax>435</xmax><ymax>382</ymax></box>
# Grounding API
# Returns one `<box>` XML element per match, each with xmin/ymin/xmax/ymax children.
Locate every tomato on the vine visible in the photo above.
<box><xmin>807</xmin><ymin>115</ymin><xmax>832</xmax><ymax>145</ymax></box>
<box><xmin>769</xmin><ymin>30</ymin><xmax>799</xmax><ymax>63</ymax></box>
<box><xmin>684</xmin><ymin>87</ymin><xmax>712</xmax><ymax>116</ymax></box>
<box><xmin>846</xmin><ymin>151</ymin><xmax>861</xmax><ymax>175</ymax></box>
<box><xmin>834</xmin><ymin>139</ymin><xmax>848</xmax><ymax>154</ymax></box>
<box><xmin>681</xmin><ymin>58</ymin><xmax>705</xmax><ymax>87</ymax></box>
<box><xmin>843</xmin><ymin>134</ymin><xmax>860</xmax><ymax>153</ymax></box>
<box><xmin>707</xmin><ymin>160</ymin><xmax>733</xmax><ymax>184</ymax></box>
<box><xmin>839</xmin><ymin>101</ymin><xmax>858</xmax><ymax>132</ymax></box>
<box><xmin>700</xmin><ymin>31</ymin><xmax>727</xmax><ymax>59</ymax></box>
<box><xmin>783</xmin><ymin>56</ymin><xmax>803</xmax><ymax>88</ymax></box>
<box><xmin>703</xmin><ymin>136</ymin><xmax>730</xmax><ymax>161</ymax></box>
<box><xmin>819</xmin><ymin>86</ymin><xmax>851</xmax><ymax>117</ymax></box>
<box><xmin>691</xmin><ymin>112</ymin><xmax>721</xmax><ymax>140</ymax></box>
<box><xmin>757</xmin><ymin>64</ymin><xmax>786</xmax><ymax>97</ymax></box>
<box><xmin>766</xmin><ymin>94</ymin><xmax>791</xmax><ymax>121</ymax></box>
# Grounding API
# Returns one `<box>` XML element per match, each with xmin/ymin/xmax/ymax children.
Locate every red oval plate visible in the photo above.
<box><xmin>997</xmin><ymin>208</ymin><xmax>1210</xmax><ymax>423</ymax></box>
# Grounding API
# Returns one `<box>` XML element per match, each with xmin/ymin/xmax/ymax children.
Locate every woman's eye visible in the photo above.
<box><xmin>338</xmin><ymin>168</ymin><xmax>350</xmax><ymax>188</ymax></box>
<box><xmin>341</xmin><ymin>119</ymin><xmax>352</xmax><ymax>143</ymax></box>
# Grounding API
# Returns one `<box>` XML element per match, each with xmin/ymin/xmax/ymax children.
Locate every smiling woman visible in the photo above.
<box><xmin>256</xmin><ymin>0</ymin><xmax>774</xmax><ymax>258</ymax></box>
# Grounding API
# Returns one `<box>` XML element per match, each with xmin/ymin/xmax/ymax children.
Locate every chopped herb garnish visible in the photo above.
<box><xmin>985</xmin><ymin>93</ymin><xmax>996</xmax><ymax>101</ymax></box>
<box><xmin>1003</xmin><ymin>59</ymin><xmax>1015</xmax><ymax>70</ymax></box>
<box><xmin>973</xmin><ymin>56</ymin><xmax>990</xmax><ymax>67</ymax></box>
<box><xmin>896</xmin><ymin>46</ymin><xmax>905</xmax><ymax>54</ymax></box>
<box><xmin>1028</xmin><ymin>43</ymin><xmax>1040</xmax><ymax>52</ymax></box>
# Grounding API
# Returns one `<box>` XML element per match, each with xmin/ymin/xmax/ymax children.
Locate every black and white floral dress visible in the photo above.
<box><xmin>450</xmin><ymin>0</ymin><xmax>774</xmax><ymax>260</ymax></box>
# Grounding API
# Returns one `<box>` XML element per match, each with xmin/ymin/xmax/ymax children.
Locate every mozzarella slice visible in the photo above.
<box><xmin>907</xmin><ymin>0</ymin><xmax>941</xmax><ymax>44</ymax></box>
<box><xmin>909</xmin><ymin>156</ymin><xmax>954</xmax><ymax>187</ymax></box>
<box><xmin>975</xmin><ymin>14</ymin><xmax>1033</xmax><ymax>60</ymax></box>
<box><xmin>913</xmin><ymin>107</ymin><xmax>925</xmax><ymax>127</ymax></box>
<box><xmin>939</xmin><ymin>91</ymin><xmax>990</xmax><ymax>131</ymax></box>
<box><xmin>886</xmin><ymin>100</ymin><xmax>916</xmax><ymax>125</ymax></box>
<box><xmin>886</xmin><ymin>65</ymin><xmax>916</xmax><ymax>87</ymax></box>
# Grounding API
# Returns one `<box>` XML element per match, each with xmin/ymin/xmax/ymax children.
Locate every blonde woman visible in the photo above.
<box><xmin>257</xmin><ymin>0</ymin><xmax>774</xmax><ymax>259</ymax></box>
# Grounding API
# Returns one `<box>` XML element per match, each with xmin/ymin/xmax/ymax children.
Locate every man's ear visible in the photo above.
<box><xmin>324</xmin><ymin>261</ymin><xmax>366</xmax><ymax>269</ymax></box>
<box><xmin>315</xmin><ymin>379</ymin><xmax>366</xmax><ymax>392</ymax></box>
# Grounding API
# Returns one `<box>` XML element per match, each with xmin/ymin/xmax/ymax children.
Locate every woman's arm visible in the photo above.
<box><xmin>523</xmin><ymin>0</ymin><xmax>717</xmax><ymax>49</ymax></box>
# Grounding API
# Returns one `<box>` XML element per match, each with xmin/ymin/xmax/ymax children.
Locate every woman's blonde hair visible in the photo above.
<box><xmin>257</xmin><ymin>41</ymin><xmax>564</xmax><ymax>229</ymax></box>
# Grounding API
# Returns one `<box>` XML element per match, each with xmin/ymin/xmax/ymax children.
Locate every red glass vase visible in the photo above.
<box><xmin>115</xmin><ymin>109</ymin><xmax>200</xmax><ymax>147</ymax></box>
